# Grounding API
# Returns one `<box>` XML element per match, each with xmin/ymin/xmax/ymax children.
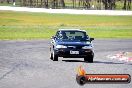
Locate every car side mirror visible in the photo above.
<box><xmin>90</xmin><ymin>38</ymin><xmax>94</xmax><ymax>41</ymax></box>
<box><xmin>51</xmin><ymin>36</ymin><xmax>56</xmax><ymax>39</ymax></box>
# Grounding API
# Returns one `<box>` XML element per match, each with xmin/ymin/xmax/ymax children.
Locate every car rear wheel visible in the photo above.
<box><xmin>84</xmin><ymin>55</ymin><xmax>93</xmax><ymax>63</ymax></box>
<box><xmin>52</xmin><ymin>50</ymin><xmax>58</xmax><ymax>61</ymax></box>
<box><xmin>50</xmin><ymin>53</ymin><xmax>53</xmax><ymax>60</ymax></box>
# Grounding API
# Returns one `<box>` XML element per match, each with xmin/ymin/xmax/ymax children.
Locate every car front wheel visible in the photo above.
<box><xmin>50</xmin><ymin>53</ymin><xmax>53</xmax><ymax>60</ymax></box>
<box><xmin>84</xmin><ymin>55</ymin><xmax>93</xmax><ymax>63</ymax></box>
<box><xmin>52</xmin><ymin>50</ymin><xmax>58</xmax><ymax>61</ymax></box>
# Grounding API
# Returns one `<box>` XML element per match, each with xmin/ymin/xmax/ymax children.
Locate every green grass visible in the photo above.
<box><xmin>0</xmin><ymin>11</ymin><xmax>132</xmax><ymax>40</ymax></box>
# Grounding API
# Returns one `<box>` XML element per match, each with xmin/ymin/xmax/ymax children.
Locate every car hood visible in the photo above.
<box><xmin>56</xmin><ymin>41</ymin><xmax>91</xmax><ymax>46</ymax></box>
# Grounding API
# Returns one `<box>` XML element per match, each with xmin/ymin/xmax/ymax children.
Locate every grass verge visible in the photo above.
<box><xmin>0</xmin><ymin>11</ymin><xmax>132</xmax><ymax>40</ymax></box>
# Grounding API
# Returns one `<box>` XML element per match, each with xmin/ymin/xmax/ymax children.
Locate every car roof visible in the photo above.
<box><xmin>58</xmin><ymin>29</ymin><xmax>86</xmax><ymax>32</ymax></box>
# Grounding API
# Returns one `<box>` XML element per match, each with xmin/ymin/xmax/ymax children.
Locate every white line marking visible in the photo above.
<box><xmin>0</xmin><ymin>6</ymin><xmax>132</xmax><ymax>15</ymax></box>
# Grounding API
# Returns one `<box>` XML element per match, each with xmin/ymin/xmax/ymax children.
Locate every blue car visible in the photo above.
<box><xmin>50</xmin><ymin>29</ymin><xmax>94</xmax><ymax>62</ymax></box>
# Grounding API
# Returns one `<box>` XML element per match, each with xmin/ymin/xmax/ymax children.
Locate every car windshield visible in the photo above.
<box><xmin>58</xmin><ymin>31</ymin><xmax>89</xmax><ymax>41</ymax></box>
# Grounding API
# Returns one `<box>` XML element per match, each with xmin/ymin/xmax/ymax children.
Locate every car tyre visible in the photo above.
<box><xmin>52</xmin><ymin>50</ymin><xmax>58</xmax><ymax>61</ymax></box>
<box><xmin>50</xmin><ymin>53</ymin><xmax>53</xmax><ymax>60</ymax></box>
<box><xmin>84</xmin><ymin>55</ymin><xmax>93</xmax><ymax>63</ymax></box>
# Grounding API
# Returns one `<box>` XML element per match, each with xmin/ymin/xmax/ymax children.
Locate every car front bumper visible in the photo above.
<box><xmin>54</xmin><ymin>48</ymin><xmax>94</xmax><ymax>58</ymax></box>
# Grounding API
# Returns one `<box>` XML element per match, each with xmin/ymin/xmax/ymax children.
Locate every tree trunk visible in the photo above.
<box><xmin>40</xmin><ymin>0</ymin><xmax>42</xmax><ymax>7</ymax></box>
<box><xmin>123</xmin><ymin>0</ymin><xmax>127</xmax><ymax>10</ymax></box>
<box><xmin>60</xmin><ymin>0</ymin><xmax>65</xmax><ymax>8</ymax></box>
<box><xmin>44</xmin><ymin>0</ymin><xmax>48</xmax><ymax>8</ymax></box>
<box><xmin>105</xmin><ymin>0</ymin><xmax>108</xmax><ymax>9</ymax></box>
<box><xmin>109</xmin><ymin>0</ymin><xmax>116</xmax><ymax>10</ymax></box>
<box><xmin>73</xmin><ymin>0</ymin><xmax>76</xmax><ymax>8</ymax></box>
<box><xmin>7</xmin><ymin>0</ymin><xmax>10</xmax><ymax>3</ymax></box>
<box><xmin>127</xmin><ymin>0</ymin><xmax>131</xmax><ymax>10</ymax></box>
<box><xmin>97</xmin><ymin>0</ymin><xmax>102</xmax><ymax>10</ymax></box>
<box><xmin>102</xmin><ymin>0</ymin><xmax>108</xmax><ymax>9</ymax></box>
<box><xmin>1</xmin><ymin>0</ymin><xmax>3</xmax><ymax>3</ymax></box>
<box><xmin>23</xmin><ymin>0</ymin><xmax>26</xmax><ymax>6</ymax></box>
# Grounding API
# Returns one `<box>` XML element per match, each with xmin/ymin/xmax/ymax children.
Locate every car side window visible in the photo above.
<box><xmin>56</xmin><ymin>31</ymin><xmax>63</xmax><ymax>39</ymax></box>
<box><xmin>55</xmin><ymin>31</ymin><xmax>60</xmax><ymax>38</ymax></box>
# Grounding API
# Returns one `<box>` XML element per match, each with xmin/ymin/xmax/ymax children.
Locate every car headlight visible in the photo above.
<box><xmin>82</xmin><ymin>46</ymin><xmax>92</xmax><ymax>49</ymax></box>
<box><xmin>56</xmin><ymin>45</ymin><xmax>67</xmax><ymax>48</ymax></box>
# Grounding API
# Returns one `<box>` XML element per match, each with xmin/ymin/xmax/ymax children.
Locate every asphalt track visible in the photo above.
<box><xmin>0</xmin><ymin>39</ymin><xmax>132</xmax><ymax>88</ymax></box>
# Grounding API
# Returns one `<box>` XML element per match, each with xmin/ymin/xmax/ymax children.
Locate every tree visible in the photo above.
<box><xmin>97</xmin><ymin>0</ymin><xmax>102</xmax><ymax>10</ymax></box>
<box><xmin>127</xmin><ymin>0</ymin><xmax>131</xmax><ymax>10</ymax></box>
<box><xmin>123</xmin><ymin>0</ymin><xmax>131</xmax><ymax>10</ymax></box>
<box><xmin>109</xmin><ymin>0</ymin><xmax>116</xmax><ymax>10</ymax></box>
<box><xmin>1</xmin><ymin>0</ymin><xmax>4</xmax><ymax>3</ymax></box>
<box><xmin>29</xmin><ymin>0</ymin><xmax>33</xmax><ymax>6</ymax></box>
<box><xmin>60</xmin><ymin>0</ymin><xmax>65</xmax><ymax>8</ymax></box>
<box><xmin>123</xmin><ymin>0</ymin><xmax>127</xmax><ymax>9</ymax></box>
<box><xmin>7</xmin><ymin>0</ymin><xmax>10</xmax><ymax>3</ymax></box>
<box><xmin>102</xmin><ymin>0</ymin><xmax>116</xmax><ymax>10</ymax></box>
<box><xmin>73</xmin><ymin>0</ymin><xmax>76</xmax><ymax>8</ymax></box>
<box><xmin>44</xmin><ymin>0</ymin><xmax>49</xmax><ymax>8</ymax></box>
<box><xmin>49</xmin><ymin>0</ymin><xmax>58</xmax><ymax>9</ymax></box>
<box><xmin>78</xmin><ymin>0</ymin><xmax>91</xmax><ymax>9</ymax></box>
<box><xmin>22</xmin><ymin>0</ymin><xmax>26</xmax><ymax>6</ymax></box>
